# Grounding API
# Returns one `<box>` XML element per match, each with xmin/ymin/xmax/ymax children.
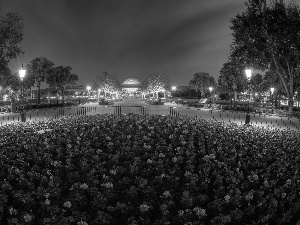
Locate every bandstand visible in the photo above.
<box><xmin>121</xmin><ymin>77</ymin><xmax>142</xmax><ymax>98</ymax></box>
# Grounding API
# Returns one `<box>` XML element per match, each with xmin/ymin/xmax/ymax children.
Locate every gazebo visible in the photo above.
<box><xmin>121</xmin><ymin>77</ymin><xmax>141</xmax><ymax>92</ymax></box>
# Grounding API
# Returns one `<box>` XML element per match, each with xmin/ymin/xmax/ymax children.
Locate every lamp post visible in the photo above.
<box><xmin>270</xmin><ymin>87</ymin><xmax>275</xmax><ymax>114</ymax></box>
<box><xmin>245</xmin><ymin>69</ymin><xmax>252</xmax><ymax>124</ymax></box>
<box><xmin>19</xmin><ymin>65</ymin><xmax>26</xmax><ymax>122</ymax></box>
<box><xmin>209</xmin><ymin>86</ymin><xmax>213</xmax><ymax>107</ymax></box>
<box><xmin>86</xmin><ymin>85</ymin><xmax>91</xmax><ymax>102</ymax></box>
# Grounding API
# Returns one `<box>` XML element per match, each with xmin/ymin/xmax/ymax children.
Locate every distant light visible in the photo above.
<box><xmin>209</xmin><ymin>87</ymin><xmax>213</xmax><ymax>92</ymax></box>
<box><xmin>19</xmin><ymin>65</ymin><xmax>26</xmax><ymax>80</ymax></box>
<box><xmin>245</xmin><ymin>69</ymin><xmax>252</xmax><ymax>80</ymax></box>
<box><xmin>86</xmin><ymin>85</ymin><xmax>91</xmax><ymax>91</ymax></box>
<box><xmin>270</xmin><ymin>87</ymin><xmax>275</xmax><ymax>94</ymax></box>
<box><xmin>171</xmin><ymin>86</ymin><xmax>177</xmax><ymax>91</ymax></box>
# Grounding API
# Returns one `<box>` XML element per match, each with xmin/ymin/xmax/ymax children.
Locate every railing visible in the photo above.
<box><xmin>0</xmin><ymin>104</ymin><xmax>299</xmax><ymax>131</ymax></box>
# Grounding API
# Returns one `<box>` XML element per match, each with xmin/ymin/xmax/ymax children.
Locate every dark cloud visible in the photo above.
<box><xmin>3</xmin><ymin>0</ymin><xmax>246</xmax><ymax>86</ymax></box>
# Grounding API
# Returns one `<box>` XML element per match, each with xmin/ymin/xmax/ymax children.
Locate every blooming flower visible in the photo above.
<box><xmin>159</xmin><ymin>153</ymin><xmax>165</xmax><ymax>158</ymax></box>
<box><xmin>96</xmin><ymin>149</ymin><xmax>102</xmax><ymax>154</ymax></box>
<box><xmin>193</xmin><ymin>207</ymin><xmax>206</xmax><ymax>217</ymax></box>
<box><xmin>23</xmin><ymin>214</ymin><xmax>32</xmax><ymax>222</ymax></box>
<box><xmin>45</xmin><ymin>199</ymin><xmax>50</xmax><ymax>205</ymax></box>
<box><xmin>63</xmin><ymin>201</ymin><xmax>72</xmax><ymax>208</ymax></box>
<box><xmin>178</xmin><ymin>210</ymin><xmax>184</xmax><ymax>216</ymax></box>
<box><xmin>163</xmin><ymin>191</ymin><xmax>171</xmax><ymax>198</ymax></box>
<box><xmin>80</xmin><ymin>183</ymin><xmax>89</xmax><ymax>189</ymax></box>
<box><xmin>77</xmin><ymin>220</ymin><xmax>88</xmax><ymax>225</ymax></box>
<box><xmin>110</xmin><ymin>169</ymin><xmax>117</xmax><ymax>175</ymax></box>
<box><xmin>147</xmin><ymin>159</ymin><xmax>153</xmax><ymax>164</ymax></box>
<box><xmin>44</xmin><ymin>193</ymin><xmax>50</xmax><ymax>198</ymax></box>
<box><xmin>139</xmin><ymin>204</ymin><xmax>150</xmax><ymax>212</ymax></box>
<box><xmin>9</xmin><ymin>207</ymin><xmax>17</xmax><ymax>215</ymax></box>
<box><xmin>102</xmin><ymin>182</ymin><xmax>113</xmax><ymax>188</ymax></box>
<box><xmin>224</xmin><ymin>195</ymin><xmax>231</xmax><ymax>202</ymax></box>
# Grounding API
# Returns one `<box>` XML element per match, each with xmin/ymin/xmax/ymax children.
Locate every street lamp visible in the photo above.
<box><xmin>86</xmin><ymin>85</ymin><xmax>91</xmax><ymax>101</ymax></box>
<box><xmin>171</xmin><ymin>86</ymin><xmax>177</xmax><ymax>91</ymax></box>
<box><xmin>270</xmin><ymin>87</ymin><xmax>275</xmax><ymax>114</ymax></box>
<box><xmin>19</xmin><ymin>65</ymin><xmax>26</xmax><ymax>122</ymax></box>
<box><xmin>209</xmin><ymin>86</ymin><xmax>213</xmax><ymax>107</ymax></box>
<box><xmin>245</xmin><ymin>69</ymin><xmax>252</xmax><ymax>124</ymax></box>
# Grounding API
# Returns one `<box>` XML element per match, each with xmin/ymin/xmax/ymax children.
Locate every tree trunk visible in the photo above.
<box><xmin>37</xmin><ymin>82</ymin><xmax>41</xmax><ymax>104</ymax></box>
<box><xmin>56</xmin><ymin>88</ymin><xmax>59</xmax><ymax>105</ymax></box>
<box><xmin>288</xmin><ymin>94</ymin><xmax>293</xmax><ymax>114</ymax></box>
<box><xmin>62</xmin><ymin>87</ymin><xmax>65</xmax><ymax>106</ymax></box>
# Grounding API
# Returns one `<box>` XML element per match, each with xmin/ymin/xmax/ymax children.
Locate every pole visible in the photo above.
<box><xmin>21</xmin><ymin>82</ymin><xmax>26</xmax><ymax>122</ymax></box>
<box><xmin>245</xmin><ymin>81</ymin><xmax>250</xmax><ymax>124</ymax></box>
<box><xmin>272</xmin><ymin>93</ymin><xmax>274</xmax><ymax>114</ymax></box>
<box><xmin>248</xmin><ymin>82</ymin><xmax>250</xmax><ymax>114</ymax></box>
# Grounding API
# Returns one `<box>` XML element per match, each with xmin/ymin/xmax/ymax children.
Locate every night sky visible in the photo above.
<box><xmin>3</xmin><ymin>0</ymin><xmax>246</xmax><ymax>87</ymax></box>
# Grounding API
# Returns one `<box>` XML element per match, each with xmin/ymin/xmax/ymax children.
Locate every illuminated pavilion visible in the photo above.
<box><xmin>121</xmin><ymin>77</ymin><xmax>141</xmax><ymax>93</ymax></box>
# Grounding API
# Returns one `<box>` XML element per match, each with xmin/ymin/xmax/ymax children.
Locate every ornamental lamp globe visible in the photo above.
<box><xmin>245</xmin><ymin>69</ymin><xmax>252</xmax><ymax>81</ymax></box>
<box><xmin>19</xmin><ymin>65</ymin><xmax>26</xmax><ymax>81</ymax></box>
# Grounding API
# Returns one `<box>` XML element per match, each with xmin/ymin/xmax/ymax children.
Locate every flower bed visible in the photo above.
<box><xmin>1</xmin><ymin>114</ymin><xmax>300</xmax><ymax>224</ymax></box>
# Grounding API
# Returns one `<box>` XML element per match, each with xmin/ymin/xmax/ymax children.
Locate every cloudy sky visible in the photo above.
<box><xmin>3</xmin><ymin>0</ymin><xmax>246</xmax><ymax>86</ymax></box>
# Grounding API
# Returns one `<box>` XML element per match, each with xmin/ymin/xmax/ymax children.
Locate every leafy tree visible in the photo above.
<box><xmin>27</xmin><ymin>57</ymin><xmax>54</xmax><ymax>104</ymax></box>
<box><xmin>230</xmin><ymin>0</ymin><xmax>300</xmax><ymax>112</ymax></box>
<box><xmin>143</xmin><ymin>73</ymin><xmax>169</xmax><ymax>98</ymax></box>
<box><xmin>93</xmin><ymin>72</ymin><xmax>120</xmax><ymax>98</ymax></box>
<box><xmin>0</xmin><ymin>66</ymin><xmax>15</xmax><ymax>88</ymax></box>
<box><xmin>46</xmin><ymin>66</ymin><xmax>78</xmax><ymax>104</ymax></box>
<box><xmin>189</xmin><ymin>72</ymin><xmax>216</xmax><ymax>97</ymax></box>
<box><xmin>218</xmin><ymin>61</ymin><xmax>246</xmax><ymax>94</ymax></box>
<box><xmin>0</xmin><ymin>10</ymin><xmax>24</xmax><ymax>83</ymax></box>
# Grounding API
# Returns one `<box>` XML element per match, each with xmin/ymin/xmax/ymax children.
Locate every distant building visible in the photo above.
<box><xmin>121</xmin><ymin>77</ymin><xmax>141</xmax><ymax>92</ymax></box>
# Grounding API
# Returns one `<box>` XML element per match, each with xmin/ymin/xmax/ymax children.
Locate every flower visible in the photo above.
<box><xmin>147</xmin><ymin>159</ymin><xmax>153</xmax><ymax>164</ymax></box>
<box><xmin>163</xmin><ymin>191</ymin><xmax>171</xmax><ymax>198</ymax></box>
<box><xmin>103</xmin><ymin>182</ymin><xmax>113</xmax><ymax>188</ymax></box>
<box><xmin>139</xmin><ymin>204</ymin><xmax>150</xmax><ymax>212</ymax></box>
<box><xmin>45</xmin><ymin>199</ymin><xmax>50</xmax><ymax>205</ymax></box>
<box><xmin>9</xmin><ymin>207</ymin><xmax>17</xmax><ymax>215</ymax></box>
<box><xmin>23</xmin><ymin>214</ymin><xmax>32</xmax><ymax>222</ymax></box>
<box><xmin>96</xmin><ymin>149</ymin><xmax>102</xmax><ymax>154</ymax></box>
<box><xmin>77</xmin><ymin>220</ymin><xmax>88</xmax><ymax>225</ymax></box>
<box><xmin>178</xmin><ymin>210</ymin><xmax>184</xmax><ymax>216</ymax></box>
<box><xmin>184</xmin><ymin>171</ymin><xmax>192</xmax><ymax>177</ymax></box>
<box><xmin>224</xmin><ymin>195</ymin><xmax>231</xmax><ymax>202</ymax></box>
<box><xmin>159</xmin><ymin>153</ymin><xmax>165</xmax><ymax>158</ymax></box>
<box><xmin>63</xmin><ymin>201</ymin><xmax>72</xmax><ymax>208</ymax></box>
<box><xmin>44</xmin><ymin>193</ymin><xmax>50</xmax><ymax>198</ymax></box>
<box><xmin>110</xmin><ymin>169</ymin><xmax>117</xmax><ymax>175</ymax></box>
<box><xmin>172</xmin><ymin>157</ymin><xmax>177</xmax><ymax>162</ymax></box>
<box><xmin>80</xmin><ymin>183</ymin><xmax>89</xmax><ymax>189</ymax></box>
<box><xmin>193</xmin><ymin>207</ymin><xmax>206</xmax><ymax>217</ymax></box>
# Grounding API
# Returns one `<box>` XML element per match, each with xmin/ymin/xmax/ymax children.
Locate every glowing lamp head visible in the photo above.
<box><xmin>245</xmin><ymin>69</ymin><xmax>252</xmax><ymax>81</ymax></box>
<box><xmin>209</xmin><ymin>87</ymin><xmax>213</xmax><ymax>92</ymax></box>
<box><xmin>86</xmin><ymin>85</ymin><xmax>91</xmax><ymax>91</ymax></box>
<box><xmin>171</xmin><ymin>86</ymin><xmax>177</xmax><ymax>91</ymax></box>
<box><xmin>19</xmin><ymin>65</ymin><xmax>26</xmax><ymax>81</ymax></box>
<box><xmin>270</xmin><ymin>87</ymin><xmax>275</xmax><ymax>94</ymax></box>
